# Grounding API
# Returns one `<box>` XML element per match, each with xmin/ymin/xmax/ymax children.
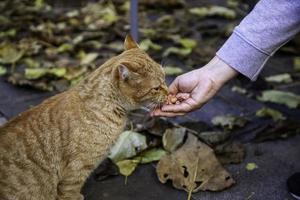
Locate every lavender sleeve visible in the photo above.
<box><xmin>216</xmin><ymin>0</ymin><xmax>300</xmax><ymax>81</ymax></box>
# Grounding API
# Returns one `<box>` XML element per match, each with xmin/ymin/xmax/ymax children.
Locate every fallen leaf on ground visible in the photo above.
<box><xmin>0</xmin><ymin>43</ymin><xmax>24</xmax><ymax>64</ymax></box>
<box><xmin>164</xmin><ymin>66</ymin><xmax>184</xmax><ymax>76</ymax></box>
<box><xmin>256</xmin><ymin>107</ymin><xmax>286</xmax><ymax>121</ymax></box>
<box><xmin>163</xmin><ymin>47</ymin><xmax>192</xmax><ymax>57</ymax></box>
<box><xmin>212</xmin><ymin>115</ymin><xmax>248</xmax><ymax>130</ymax></box>
<box><xmin>265</xmin><ymin>73</ymin><xmax>292</xmax><ymax>83</ymax></box>
<box><xmin>294</xmin><ymin>57</ymin><xmax>300</xmax><ymax>71</ymax></box>
<box><xmin>163</xmin><ymin>127</ymin><xmax>187</xmax><ymax>152</ymax></box>
<box><xmin>253</xmin><ymin>121</ymin><xmax>300</xmax><ymax>142</ymax></box>
<box><xmin>134</xmin><ymin>148</ymin><xmax>167</xmax><ymax>164</ymax></box>
<box><xmin>140</xmin><ymin>39</ymin><xmax>162</xmax><ymax>51</ymax></box>
<box><xmin>231</xmin><ymin>86</ymin><xmax>247</xmax><ymax>94</ymax></box>
<box><xmin>0</xmin><ymin>66</ymin><xmax>7</xmax><ymax>76</ymax></box>
<box><xmin>189</xmin><ymin>6</ymin><xmax>236</xmax><ymax>19</ymax></box>
<box><xmin>108</xmin><ymin>131</ymin><xmax>148</xmax><ymax>163</ymax></box>
<box><xmin>246</xmin><ymin>163</ymin><xmax>258</xmax><ymax>171</ymax></box>
<box><xmin>215</xmin><ymin>142</ymin><xmax>245</xmax><ymax>165</ymax></box>
<box><xmin>157</xmin><ymin>133</ymin><xmax>235</xmax><ymax>192</ymax></box>
<box><xmin>257</xmin><ymin>90</ymin><xmax>300</xmax><ymax>108</ymax></box>
<box><xmin>116</xmin><ymin>159</ymin><xmax>139</xmax><ymax>177</ymax></box>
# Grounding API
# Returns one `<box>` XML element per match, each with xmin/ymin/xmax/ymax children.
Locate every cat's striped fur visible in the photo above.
<box><xmin>0</xmin><ymin>35</ymin><xmax>168</xmax><ymax>200</ymax></box>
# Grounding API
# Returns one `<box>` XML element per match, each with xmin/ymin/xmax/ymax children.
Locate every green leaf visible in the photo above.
<box><xmin>179</xmin><ymin>38</ymin><xmax>197</xmax><ymax>49</ymax></box>
<box><xmin>140</xmin><ymin>39</ymin><xmax>162</xmax><ymax>51</ymax></box>
<box><xmin>25</xmin><ymin>67</ymin><xmax>66</xmax><ymax>80</ymax></box>
<box><xmin>212</xmin><ymin>115</ymin><xmax>247</xmax><ymax>130</ymax></box>
<box><xmin>231</xmin><ymin>86</ymin><xmax>247</xmax><ymax>94</ymax></box>
<box><xmin>0</xmin><ymin>29</ymin><xmax>17</xmax><ymax>38</ymax></box>
<box><xmin>0</xmin><ymin>43</ymin><xmax>24</xmax><ymax>64</ymax></box>
<box><xmin>108</xmin><ymin>131</ymin><xmax>148</xmax><ymax>163</ymax></box>
<box><xmin>163</xmin><ymin>47</ymin><xmax>192</xmax><ymax>57</ymax></box>
<box><xmin>256</xmin><ymin>107</ymin><xmax>286</xmax><ymax>121</ymax></box>
<box><xmin>25</xmin><ymin>68</ymin><xmax>48</xmax><ymax>80</ymax></box>
<box><xmin>107</xmin><ymin>42</ymin><xmax>123</xmax><ymax>52</ymax></box>
<box><xmin>48</xmin><ymin>68</ymin><xmax>67</xmax><ymax>77</ymax></box>
<box><xmin>189</xmin><ymin>6</ymin><xmax>236</xmax><ymax>19</ymax></box>
<box><xmin>23</xmin><ymin>58</ymin><xmax>40</xmax><ymax>68</ymax></box>
<box><xmin>265</xmin><ymin>73</ymin><xmax>292</xmax><ymax>83</ymax></box>
<box><xmin>246</xmin><ymin>163</ymin><xmax>258</xmax><ymax>171</ymax></box>
<box><xmin>257</xmin><ymin>90</ymin><xmax>300</xmax><ymax>108</ymax></box>
<box><xmin>164</xmin><ymin>66</ymin><xmax>183</xmax><ymax>76</ymax></box>
<box><xmin>0</xmin><ymin>66</ymin><xmax>7</xmax><ymax>76</ymax></box>
<box><xmin>294</xmin><ymin>57</ymin><xmax>300</xmax><ymax>71</ymax></box>
<box><xmin>135</xmin><ymin>148</ymin><xmax>167</xmax><ymax>164</ymax></box>
<box><xmin>57</xmin><ymin>43</ymin><xmax>74</xmax><ymax>53</ymax></box>
<box><xmin>80</xmin><ymin>53</ymin><xmax>98</xmax><ymax>65</ymax></box>
<box><xmin>116</xmin><ymin>159</ymin><xmax>139</xmax><ymax>177</ymax></box>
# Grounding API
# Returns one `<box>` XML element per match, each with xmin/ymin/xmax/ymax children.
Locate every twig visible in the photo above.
<box><xmin>187</xmin><ymin>157</ymin><xmax>199</xmax><ymax>200</ymax></box>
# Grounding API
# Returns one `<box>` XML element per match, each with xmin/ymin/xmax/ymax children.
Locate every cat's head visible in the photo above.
<box><xmin>115</xmin><ymin>35</ymin><xmax>168</xmax><ymax>110</ymax></box>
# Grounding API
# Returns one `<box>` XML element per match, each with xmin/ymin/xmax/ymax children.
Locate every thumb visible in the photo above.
<box><xmin>168</xmin><ymin>77</ymin><xmax>179</xmax><ymax>95</ymax></box>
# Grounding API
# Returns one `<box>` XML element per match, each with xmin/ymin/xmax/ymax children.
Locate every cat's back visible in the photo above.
<box><xmin>0</xmin><ymin>90</ymin><xmax>80</xmax><ymax>200</ymax></box>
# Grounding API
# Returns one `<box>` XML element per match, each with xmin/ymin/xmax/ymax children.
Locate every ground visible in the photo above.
<box><xmin>0</xmin><ymin>53</ymin><xmax>299</xmax><ymax>200</ymax></box>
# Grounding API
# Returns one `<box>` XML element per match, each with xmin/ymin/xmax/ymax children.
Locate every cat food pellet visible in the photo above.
<box><xmin>166</xmin><ymin>94</ymin><xmax>189</xmax><ymax>105</ymax></box>
<box><xmin>170</xmin><ymin>97</ymin><xmax>177</xmax><ymax>104</ymax></box>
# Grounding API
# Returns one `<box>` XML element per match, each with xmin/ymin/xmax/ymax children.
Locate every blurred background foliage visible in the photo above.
<box><xmin>0</xmin><ymin>0</ymin><xmax>299</xmax><ymax>92</ymax></box>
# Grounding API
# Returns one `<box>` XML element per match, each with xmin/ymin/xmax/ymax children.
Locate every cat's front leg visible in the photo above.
<box><xmin>57</xmin><ymin>180</ymin><xmax>84</xmax><ymax>200</ymax></box>
<box><xmin>57</xmin><ymin>193</ymin><xmax>84</xmax><ymax>200</ymax></box>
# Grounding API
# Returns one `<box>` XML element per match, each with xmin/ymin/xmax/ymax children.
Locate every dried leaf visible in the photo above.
<box><xmin>108</xmin><ymin>131</ymin><xmax>148</xmax><ymax>163</ymax></box>
<box><xmin>215</xmin><ymin>142</ymin><xmax>245</xmax><ymax>165</ymax></box>
<box><xmin>256</xmin><ymin>107</ymin><xmax>286</xmax><ymax>121</ymax></box>
<box><xmin>164</xmin><ymin>66</ymin><xmax>184</xmax><ymax>76</ymax></box>
<box><xmin>257</xmin><ymin>90</ymin><xmax>300</xmax><ymax>108</ymax></box>
<box><xmin>265</xmin><ymin>73</ymin><xmax>292</xmax><ymax>83</ymax></box>
<box><xmin>163</xmin><ymin>127</ymin><xmax>186</xmax><ymax>152</ymax></box>
<box><xmin>253</xmin><ymin>121</ymin><xmax>300</xmax><ymax>142</ymax></box>
<box><xmin>198</xmin><ymin>131</ymin><xmax>230</xmax><ymax>146</ymax></box>
<box><xmin>246</xmin><ymin>163</ymin><xmax>258</xmax><ymax>171</ymax></box>
<box><xmin>157</xmin><ymin>133</ymin><xmax>235</xmax><ymax>192</ymax></box>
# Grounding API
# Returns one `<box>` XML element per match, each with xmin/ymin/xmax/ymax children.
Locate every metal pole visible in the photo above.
<box><xmin>130</xmin><ymin>0</ymin><xmax>139</xmax><ymax>42</ymax></box>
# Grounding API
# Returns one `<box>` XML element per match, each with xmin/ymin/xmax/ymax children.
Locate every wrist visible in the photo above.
<box><xmin>202</xmin><ymin>56</ymin><xmax>238</xmax><ymax>86</ymax></box>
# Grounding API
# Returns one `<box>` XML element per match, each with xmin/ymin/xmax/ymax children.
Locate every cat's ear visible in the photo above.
<box><xmin>118</xmin><ymin>64</ymin><xmax>130</xmax><ymax>80</ymax></box>
<box><xmin>124</xmin><ymin>34</ymin><xmax>140</xmax><ymax>50</ymax></box>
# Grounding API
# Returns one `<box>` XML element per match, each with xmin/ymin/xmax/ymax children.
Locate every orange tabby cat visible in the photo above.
<box><xmin>0</xmin><ymin>35</ymin><xmax>168</xmax><ymax>200</ymax></box>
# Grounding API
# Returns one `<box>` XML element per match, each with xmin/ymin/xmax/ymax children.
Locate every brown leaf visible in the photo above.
<box><xmin>215</xmin><ymin>142</ymin><xmax>245</xmax><ymax>165</ymax></box>
<box><xmin>156</xmin><ymin>133</ymin><xmax>235</xmax><ymax>192</ymax></box>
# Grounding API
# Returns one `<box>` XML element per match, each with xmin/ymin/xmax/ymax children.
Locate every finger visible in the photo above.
<box><xmin>161</xmin><ymin>101</ymin><xmax>193</xmax><ymax>113</ymax></box>
<box><xmin>176</xmin><ymin>93</ymin><xmax>190</xmax><ymax>101</ymax></box>
<box><xmin>152</xmin><ymin>109</ymin><xmax>186</xmax><ymax>117</ymax></box>
<box><xmin>168</xmin><ymin>77</ymin><xmax>179</xmax><ymax>95</ymax></box>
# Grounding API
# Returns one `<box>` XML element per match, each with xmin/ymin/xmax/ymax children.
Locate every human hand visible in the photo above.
<box><xmin>152</xmin><ymin>56</ymin><xmax>238</xmax><ymax>117</ymax></box>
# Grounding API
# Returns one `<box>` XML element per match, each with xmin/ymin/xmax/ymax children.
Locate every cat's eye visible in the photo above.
<box><xmin>153</xmin><ymin>86</ymin><xmax>160</xmax><ymax>91</ymax></box>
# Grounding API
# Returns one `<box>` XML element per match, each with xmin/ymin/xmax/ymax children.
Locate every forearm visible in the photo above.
<box><xmin>216</xmin><ymin>0</ymin><xmax>300</xmax><ymax>81</ymax></box>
